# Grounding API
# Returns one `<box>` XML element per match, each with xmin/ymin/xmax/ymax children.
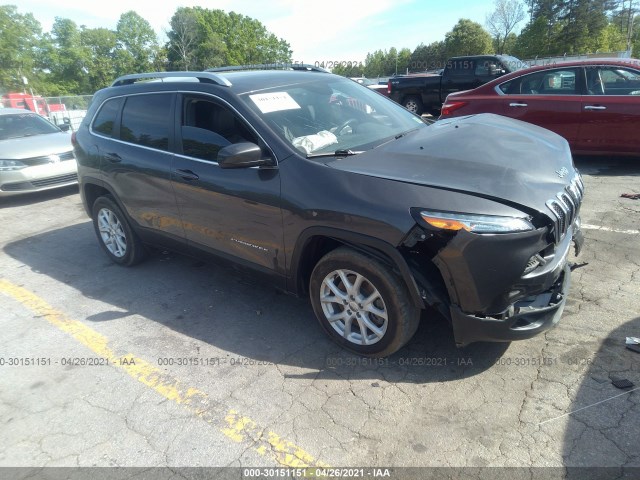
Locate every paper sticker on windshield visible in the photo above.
<box><xmin>249</xmin><ymin>92</ymin><xmax>301</xmax><ymax>114</ymax></box>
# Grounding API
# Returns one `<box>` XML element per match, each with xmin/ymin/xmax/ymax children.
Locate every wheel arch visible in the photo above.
<box><xmin>81</xmin><ymin>180</ymin><xmax>112</xmax><ymax>217</ymax></box>
<box><xmin>289</xmin><ymin>227</ymin><xmax>424</xmax><ymax>308</ymax></box>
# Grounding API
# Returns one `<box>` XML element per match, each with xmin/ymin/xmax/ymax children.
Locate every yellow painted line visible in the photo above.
<box><xmin>0</xmin><ymin>279</ymin><xmax>329</xmax><ymax>469</ymax></box>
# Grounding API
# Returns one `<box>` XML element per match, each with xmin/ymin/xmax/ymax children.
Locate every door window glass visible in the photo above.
<box><xmin>587</xmin><ymin>66</ymin><xmax>640</xmax><ymax>95</ymax></box>
<box><xmin>181</xmin><ymin>96</ymin><xmax>258</xmax><ymax>162</ymax></box>
<box><xmin>120</xmin><ymin>94</ymin><xmax>171</xmax><ymax>151</ymax></box>
<box><xmin>499</xmin><ymin>68</ymin><xmax>578</xmax><ymax>95</ymax></box>
<box><xmin>92</xmin><ymin>97</ymin><xmax>123</xmax><ymax>137</ymax></box>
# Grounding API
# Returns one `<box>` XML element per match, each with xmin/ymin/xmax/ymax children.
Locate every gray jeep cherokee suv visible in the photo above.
<box><xmin>73</xmin><ymin>67</ymin><xmax>584</xmax><ymax>357</ymax></box>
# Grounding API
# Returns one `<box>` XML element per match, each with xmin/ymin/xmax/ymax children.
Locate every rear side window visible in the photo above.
<box><xmin>120</xmin><ymin>94</ymin><xmax>172</xmax><ymax>151</ymax></box>
<box><xmin>92</xmin><ymin>98</ymin><xmax>123</xmax><ymax>136</ymax></box>
<box><xmin>499</xmin><ymin>68</ymin><xmax>579</xmax><ymax>95</ymax></box>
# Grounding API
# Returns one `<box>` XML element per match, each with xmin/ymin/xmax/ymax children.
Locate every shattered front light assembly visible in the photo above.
<box><xmin>419</xmin><ymin>210</ymin><xmax>535</xmax><ymax>234</ymax></box>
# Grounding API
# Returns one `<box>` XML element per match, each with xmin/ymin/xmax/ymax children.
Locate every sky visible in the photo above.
<box><xmin>14</xmin><ymin>0</ymin><xmax>508</xmax><ymax>62</ymax></box>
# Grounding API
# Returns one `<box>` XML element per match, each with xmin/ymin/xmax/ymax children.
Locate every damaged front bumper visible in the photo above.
<box><xmin>433</xmin><ymin>221</ymin><xmax>584</xmax><ymax>347</ymax></box>
<box><xmin>451</xmin><ymin>264</ymin><xmax>571</xmax><ymax>346</ymax></box>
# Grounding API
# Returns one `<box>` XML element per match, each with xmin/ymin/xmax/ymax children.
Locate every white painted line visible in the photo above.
<box><xmin>582</xmin><ymin>224</ymin><xmax>640</xmax><ymax>235</ymax></box>
<box><xmin>538</xmin><ymin>387</ymin><xmax>640</xmax><ymax>426</ymax></box>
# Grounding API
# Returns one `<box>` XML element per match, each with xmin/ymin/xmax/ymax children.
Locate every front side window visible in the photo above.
<box><xmin>120</xmin><ymin>94</ymin><xmax>172</xmax><ymax>151</ymax></box>
<box><xmin>586</xmin><ymin>66</ymin><xmax>640</xmax><ymax>95</ymax></box>
<box><xmin>180</xmin><ymin>96</ymin><xmax>259</xmax><ymax>162</ymax></box>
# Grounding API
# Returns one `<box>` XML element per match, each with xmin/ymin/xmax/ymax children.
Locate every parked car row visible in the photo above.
<box><xmin>438</xmin><ymin>58</ymin><xmax>640</xmax><ymax>156</ymax></box>
<box><xmin>387</xmin><ymin>55</ymin><xmax>526</xmax><ymax>115</ymax></box>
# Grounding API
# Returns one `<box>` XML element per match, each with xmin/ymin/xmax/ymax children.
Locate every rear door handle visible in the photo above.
<box><xmin>584</xmin><ymin>105</ymin><xmax>606</xmax><ymax>111</ymax></box>
<box><xmin>174</xmin><ymin>169</ymin><xmax>199</xmax><ymax>181</ymax></box>
<box><xmin>509</xmin><ymin>103</ymin><xmax>528</xmax><ymax>107</ymax></box>
<box><xmin>105</xmin><ymin>152</ymin><xmax>121</xmax><ymax>163</ymax></box>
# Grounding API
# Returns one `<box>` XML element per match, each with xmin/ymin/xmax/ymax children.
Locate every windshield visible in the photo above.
<box><xmin>241</xmin><ymin>76</ymin><xmax>427</xmax><ymax>156</ymax></box>
<box><xmin>0</xmin><ymin>112</ymin><xmax>60</xmax><ymax>140</ymax></box>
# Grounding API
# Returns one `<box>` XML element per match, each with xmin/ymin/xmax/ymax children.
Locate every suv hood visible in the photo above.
<box><xmin>328</xmin><ymin>113</ymin><xmax>576</xmax><ymax>215</ymax></box>
<box><xmin>1</xmin><ymin>132</ymin><xmax>73</xmax><ymax>160</ymax></box>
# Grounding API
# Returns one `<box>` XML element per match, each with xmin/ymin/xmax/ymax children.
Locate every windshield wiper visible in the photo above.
<box><xmin>394</xmin><ymin>127</ymin><xmax>420</xmax><ymax>140</ymax></box>
<box><xmin>306</xmin><ymin>149</ymin><xmax>364</xmax><ymax>159</ymax></box>
<box><xmin>371</xmin><ymin>127</ymin><xmax>421</xmax><ymax>150</ymax></box>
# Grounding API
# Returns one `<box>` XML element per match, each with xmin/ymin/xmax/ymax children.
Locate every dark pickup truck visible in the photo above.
<box><xmin>388</xmin><ymin>55</ymin><xmax>526</xmax><ymax>115</ymax></box>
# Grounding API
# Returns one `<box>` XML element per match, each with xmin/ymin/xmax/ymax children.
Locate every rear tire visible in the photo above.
<box><xmin>92</xmin><ymin>195</ymin><xmax>147</xmax><ymax>266</ymax></box>
<box><xmin>403</xmin><ymin>96</ymin><xmax>424</xmax><ymax>116</ymax></box>
<box><xmin>309</xmin><ymin>247</ymin><xmax>420</xmax><ymax>357</ymax></box>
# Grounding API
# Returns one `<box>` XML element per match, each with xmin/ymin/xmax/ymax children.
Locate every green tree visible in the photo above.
<box><xmin>500</xmin><ymin>32</ymin><xmax>519</xmax><ymax>53</ymax></box>
<box><xmin>362</xmin><ymin>50</ymin><xmax>387</xmax><ymax>77</ymax></box>
<box><xmin>166</xmin><ymin>8</ymin><xmax>199</xmax><ymax>70</ymax></box>
<box><xmin>445</xmin><ymin>19</ymin><xmax>494</xmax><ymax>56</ymax></box>
<box><xmin>39</xmin><ymin>17</ymin><xmax>91</xmax><ymax>94</ymax></box>
<box><xmin>331</xmin><ymin>62</ymin><xmax>364</xmax><ymax>77</ymax></box>
<box><xmin>610</xmin><ymin>0</ymin><xmax>638</xmax><ymax>52</ymax></box>
<box><xmin>410</xmin><ymin>41</ymin><xmax>447</xmax><ymax>71</ymax></box>
<box><xmin>521</xmin><ymin>0</ymin><xmax>622</xmax><ymax>55</ymax></box>
<box><xmin>166</xmin><ymin>8</ymin><xmax>291</xmax><ymax>70</ymax></box>
<box><xmin>80</xmin><ymin>27</ymin><xmax>117</xmax><ymax>91</ymax></box>
<box><xmin>513</xmin><ymin>15</ymin><xmax>562</xmax><ymax>56</ymax></box>
<box><xmin>0</xmin><ymin>5</ymin><xmax>43</xmax><ymax>93</ymax></box>
<box><xmin>115</xmin><ymin>11</ymin><xmax>160</xmax><ymax>74</ymax></box>
<box><xmin>396</xmin><ymin>48</ymin><xmax>412</xmax><ymax>75</ymax></box>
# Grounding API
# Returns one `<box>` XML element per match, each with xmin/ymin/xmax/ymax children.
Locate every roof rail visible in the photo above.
<box><xmin>111</xmin><ymin>71</ymin><xmax>232</xmax><ymax>87</ymax></box>
<box><xmin>206</xmin><ymin>63</ymin><xmax>329</xmax><ymax>73</ymax></box>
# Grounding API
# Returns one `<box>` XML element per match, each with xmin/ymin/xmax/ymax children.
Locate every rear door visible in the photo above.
<box><xmin>95</xmin><ymin>92</ymin><xmax>185</xmax><ymax>242</ymax></box>
<box><xmin>496</xmin><ymin>67</ymin><xmax>584</xmax><ymax>146</ymax></box>
<box><xmin>577</xmin><ymin>65</ymin><xmax>640</xmax><ymax>154</ymax></box>
<box><xmin>170</xmin><ymin>93</ymin><xmax>284</xmax><ymax>276</ymax></box>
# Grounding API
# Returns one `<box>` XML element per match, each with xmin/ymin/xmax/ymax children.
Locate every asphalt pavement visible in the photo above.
<box><xmin>0</xmin><ymin>156</ymin><xmax>638</xmax><ymax>479</ymax></box>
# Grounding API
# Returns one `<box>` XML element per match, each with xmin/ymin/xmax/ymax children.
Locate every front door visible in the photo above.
<box><xmin>170</xmin><ymin>94</ymin><xmax>285</xmax><ymax>276</ymax></box>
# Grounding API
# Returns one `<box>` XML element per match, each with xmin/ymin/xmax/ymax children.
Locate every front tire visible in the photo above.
<box><xmin>92</xmin><ymin>195</ymin><xmax>147</xmax><ymax>266</ymax></box>
<box><xmin>309</xmin><ymin>247</ymin><xmax>420</xmax><ymax>357</ymax></box>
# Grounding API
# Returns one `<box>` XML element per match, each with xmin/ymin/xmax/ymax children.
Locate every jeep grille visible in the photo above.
<box><xmin>546</xmin><ymin>175</ymin><xmax>584</xmax><ymax>244</ymax></box>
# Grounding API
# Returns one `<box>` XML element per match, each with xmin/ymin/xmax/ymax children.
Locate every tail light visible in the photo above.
<box><xmin>387</xmin><ymin>80</ymin><xmax>392</xmax><ymax>95</ymax></box>
<box><xmin>440</xmin><ymin>101</ymin><xmax>468</xmax><ymax>117</ymax></box>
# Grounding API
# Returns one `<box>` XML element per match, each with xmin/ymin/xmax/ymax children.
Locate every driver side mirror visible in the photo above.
<box><xmin>59</xmin><ymin>123</ymin><xmax>71</xmax><ymax>132</ymax></box>
<box><xmin>217</xmin><ymin>142</ymin><xmax>274</xmax><ymax>169</ymax></box>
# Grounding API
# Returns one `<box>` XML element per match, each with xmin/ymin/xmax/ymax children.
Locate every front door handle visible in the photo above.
<box><xmin>584</xmin><ymin>105</ymin><xmax>606</xmax><ymax>111</ymax></box>
<box><xmin>105</xmin><ymin>152</ymin><xmax>121</xmax><ymax>163</ymax></box>
<box><xmin>174</xmin><ymin>169</ymin><xmax>199</xmax><ymax>181</ymax></box>
<box><xmin>509</xmin><ymin>103</ymin><xmax>528</xmax><ymax>107</ymax></box>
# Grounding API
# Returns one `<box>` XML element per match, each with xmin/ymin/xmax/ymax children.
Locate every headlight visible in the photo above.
<box><xmin>419</xmin><ymin>210</ymin><xmax>534</xmax><ymax>234</ymax></box>
<box><xmin>0</xmin><ymin>160</ymin><xmax>28</xmax><ymax>171</ymax></box>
